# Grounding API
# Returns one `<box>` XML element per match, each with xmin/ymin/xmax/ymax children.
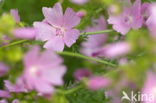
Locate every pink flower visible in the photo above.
<box><xmin>22</xmin><ymin>46</ymin><xmax>66</xmax><ymax>94</ymax></box>
<box><xmin>34</xmin><ymin>3</ymin><xmax>81</xmax><ymax>51</ymax></box>
<box><xmin>0</xmin><ymin>90</ymin><xmax>10</xmax><ymax>98</ymax></box>
<box><xmin>70</xmin><ymin>0</ymin><xmax>88</xmax><ymax>5</ymax></box>
<box><xmin>108</xmin><ymin>0</ymin><xmax>143</xmax><ymax>35</ymax></box>
<box><xmin>92</xmin><ymin>42</ymin><xmax>131</xmax><ymax>58</ymax></box>
<box><xmin>87</xmin><ymin>76</ymin><xmax>110</xmax><ymax>90</ymax></box>
<box><xmin>81</xmin><ymin>16</ymin><xmax>107</xmax><ymax>56</ymax></box>
<box><xmin>74</xmin><ymin>68</ymin><xmax>91</xmax><ymax>81</ymax></box>
<box><xmin>10</xmin><ymin>9</ymin><xmax>20</xmax><ymax>23</ymax></box>
<box><xmin>76</xmin><ymin>11</ymin><xmax>86</xmax><ymax>18</ymax></box>
<box><xmin>0</xmin><ymin>62</ymin><xmax>9</xmax><ymax>77</ymax></box>
<box><xmin>141</xmin><ymin>3</ymin><xmax>150</xmax><ymax>24</ymax></box>
<box><xmin>146</xmin><ymin>3</ymin><xmax>156</xmax><ymax>38</ymax></box>
<box><xmin>142</xmin><ymin>72</ymin><xmax>156</xmax><ymax>103</ymax></box>
<box><xmin>12</xmin><ymin>100</ymin><xmax>20</xmax><ymax>103</ymax></box>
<box><xmin>0</xmin><ymin>100</ymin><xmax>7</xmax><ymax>103</ymax></box>
<box><xmin>13</xmin><ymin>27</ymin><xmax>36</xmax><ymax>39</ymax></box>
<box><xmin>4</xmin><ymin>77</ymin><xmax>28</xmax><ymax>93</ymax></box>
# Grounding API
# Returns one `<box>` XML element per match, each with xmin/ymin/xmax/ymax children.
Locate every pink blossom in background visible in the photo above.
<box><xmin>0</xmin><ymin>90</ymin><xmax>10</xmax><ymax>98</ymax></box>
<box><xmin>108</xmin><ymin>0</ymin><xmax>143</xmax><ymax>35</ymax></box>
<box><xmin>0</xmin><ymin>100</ymin><xmax>7</xmax><ymax>103</ymax></box>
<box><xmin>0</xmin><ymin>62</ymin><xmax>9</xmax><ymax>77</ymax></box>
<box><xmin>92</xmin><ymin>42</ymin><xmax>131</xmax><ymax>58</ymax></box>
<box><xmin>146</xmin><ymin>3</ymin><xmax>156</xmax><ymax>38</ymax></box>
<box><xmin>76</xmin><ymin>11</ymin><xmax>86</xmax><ymax>18</ymax></box>
<box><xmin>141</xmin><ymin>3</ymin><xmax>150</xmax><ymax>25</ymax></box>
<box><xmin>87</xmin><ymin>76</ymin><xmax>110</xmax><ymax>91</ymax></box>
<box><xmin>142</xmin><ymin>72</ymin><xmax>156</xmax><ymax>103</ymax></box>
<box><xmin>10</xmin><ymin>9</ymin><xmax>20</xmax><ymax>23</ymax></box>
<box><xmin>4</xmin><ymin>77</ymin><xmax>28</xmax><ymax>93</ymax></box>
<box><xmin>81</xmin><ymin>16</ymin><xmax>107</xmax><ymax>57</ymax></box>
<box><xmin>34</xmin><ymin>3</ymin><xmax>81</xmax><ymax>51</ymax></box>
<box><xmin>22</xmin><ymin>46</ymin><xmax>66</xmax><ymax>94</ymax></box>
<box><xmin>12</xmin><ymin>100</ymin><xmax>20</xmax><ymax>103</ymax></box>
<box><xmin>70</xmin><ymin>0</ymin><xmax>88</xmax><ymax>5</ymax></box>
<box><xmin>13</xmin><ymin>27</ymin><xmax>36</xmax><ymax>39</ymax></box>
<box><xmin>74</xmin><ymin>68</ymin><xmax>92</xmax><ymax>81</ymax></box>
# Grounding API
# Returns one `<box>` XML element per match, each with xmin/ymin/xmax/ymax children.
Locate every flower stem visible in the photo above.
<box><xmin>0</xmin><ymin>29</ymin><xmax>113</xmax><ymax>49</ymax></box>
<box><xmin>0</xmin><ymin>40</ymin><xmax>28</xmax><ymax>49</ymax></box>
<box><xmin>80</xmin><ymin>29</ymin><xmax>113</xmax><ymax>36</ymax></box>
<box><xmin>57</xmin><ymin>84</ymin><xmax>84</xmax><ymax>95</ymax></box>
<box><xmin>58</xmin><ymin>51</ymin><xmax>117</xmax><ymax>67</ymax></box>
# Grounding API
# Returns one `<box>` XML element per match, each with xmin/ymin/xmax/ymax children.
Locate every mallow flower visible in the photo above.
<box><xmin>74</xmin><ymin>68</ymin><xmax>91</xmax><ymax>81</ymax></box>
<box><xmin>146</xmin><ymin>3</ymin><xmax>156</xmax><ymax>38</ymax></box>
<box><xmin>0</xmin><ymin>62</ymin><xmax>9</xmax><ymax>77</ymax></box>
<box><xmin>108</xmin><ymin>0</ymin><xmax>143</xmax><ymax>35</ymax></box>
<box><xmin>70</xmin><ymin>0</ymin><xmax>88</xmax><ymax>5</ymax></box>
<box><xmin>92</xmin><ymin>42</ymin><xmax>131</xmax><ymax>58</ymax></box>
<box><xmin>13</xmin><ymin>27</ymin><xmax>36</xmax><ymax>39</ymax></box>
<box><xmin>81</xmin><ymin>16</ymin><xmax>107</xmax><ymax>57</ymax></box>
<box><xmin>142</xmin><ymin>72</ymin><xmax>156</xmax><ymax>103</ymax></box>
<box><xmin>4</xmin><ymin>77</ymin><xmax>28</xmax><ymax>93</ymax></box>
<box><xmin>10</xmin><ymin>9</ymin><xmax>20</xmax><ymax>23</ymax></box>
<box><xmin>22</xmin><ymin>46</ymin><xmax>66</xmax><ymax>94</ymax></box>
<box><xmin>34</xmin><ymin>3</ymin><xmax>81</xmax><ymax>51</ymax></box>
<box><xmin>87</xmin><ymin>76</ymin><xmax>110</xmax><ymax>90</ymax></box>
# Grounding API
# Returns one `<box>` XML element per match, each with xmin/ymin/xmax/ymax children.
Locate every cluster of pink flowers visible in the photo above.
<box><xmin>108</xmin><ymin>0</ymin><xmax>154</xmax><ymax>36</ymax></box>
<box><xmin>3</xmin><ymin>0</ymin><xmax>156</xmax><ymax>102</ymax></box>
<box><xmin>0</xmin><ymin>46</ymin><xmax>66</xmax><ymax>101</ymax></box>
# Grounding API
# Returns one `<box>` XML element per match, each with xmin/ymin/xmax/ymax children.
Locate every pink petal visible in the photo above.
<box><xmin>33</xmin><ymin>22</ymin><xmax>55</xmax><ymax>41</ymax></box>
<box><xmin>24</xmin><ymin>46</ymin><xmax>39</xmax><ymax>67</ymax></box>
<box><xmin>87</xmin><ymin>76</ymin><xmax>110</xmax><ymax>90</ymax></box>
<box><xmin>39</xmin><ymin>50</ymin><xmax>63</xmax><ymax>67</ymax></box>
<box><xmin>44</xmin><ymin>37</ymin><xmax>65</xmax><ymax>51</ymax></box>
<box><xmin>70</xmin><ymin>0</ymin><xmax>88</xmax><ymax>5</ymax></box>
<box><xmin>131</xmin><ymin>0</ymin><xmax>143</xmax><ymax>29</ymax></box>
<box><xmin>0</xmin><ymin>90</ymin><xmax>10</xmax><ymax>98</ymax></box>
<box><xmin>0</xmin><ymin>62</ymin><xmax>9</xmax><ymax>77</ymax></box>
<box><xmin>42</xmin><ymin>3</ymin><xmax>63</xmax><ymax>27</ymax></box>
<box><xmin>34</xmin><ymin>80</ymin><xmax>54</xmax><ymax>94</ymax></box>
<box><xmin>13</xmin><ymin>27</ymin><xmax>36</xmax><ymax>39</ymax></box>
<box><xmin>43</xmin><ymin>66</ymin><xmax>66</xmax><ymax>85</ymax></box>
<box><xmin>74</xmin><ymin>68</ymin><xmax>91</xmax><ymax>81</ymax></box>
<box><xmin>63</xmin><ymin>8</ymin><xmax>81</xmax><ymax>29</ymax></box>
<box><xmin>108</xmin><ymin>16</ymin><xmax>130</xmax><ymax>35</ymax></box>
<box><xmin>64</xmin><ymin>29</ymin><xmax>79</xmax><ymax>47</ymax></box>
<box><xmin>10</xmin><ymin>9</ymin><xmax>20</xmax><ymax>23</ymax></box>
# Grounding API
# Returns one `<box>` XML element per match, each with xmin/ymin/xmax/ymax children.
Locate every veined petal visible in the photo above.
<box><xmin>42</xmin><ymin>3</ymin><xmax>63</xmax><ymax>27</ymax></box>
<box><xmin>33</xmin><ymin>22</ymin><xmax>55</xmax><ymax>41</ymax></box>
<box><xmin>44</xmin><ymin>37</ymin><xmax>65</xmax><ymax>51</ymax></box>
<box><xmin>64</xmin><ymin>29</ymin><xmax>80</xmax><ymax>47</ymax></box>
<box><xmin>63</xmin><ymin>8</ymin><xmax>81</xmax><ymax>29</ymax></box>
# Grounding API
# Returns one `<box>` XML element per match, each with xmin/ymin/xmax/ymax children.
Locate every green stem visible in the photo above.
<box><xmin>0</xmin><ymin>29</ymin><xmax>113</xmax><ymax>49</ymax></box>
<box><xmin>80</xmin><ymin>29</ymin><xmax>113</xmax><ymax>36</ymax></box>
<box><xmin>57</xmin><ymin>84</ymin><xmax>84</xmax><ymax>95</ymax></box>
<box><xmin>58</xmin><ymin>51</ymin><xmax>117</xmax><ymax>67</ymax></box>
<box><xmin>0</xmin><ymin>40</ymin><xmax>28</xmax><ymax>49</ymax></box>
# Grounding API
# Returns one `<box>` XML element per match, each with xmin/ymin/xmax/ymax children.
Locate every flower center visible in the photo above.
<box><xmin>124</xmin><ymin>16</ymin><xmax>133</xmax><ymax>25</ymax></box>
<box><xmin>29</xmin><ymin>66</ymin><xmax>39</xmax><ymax>77</ymax></box>
<box><xmin>55</xmin><ymin>27</ymin><xmax>66</xmax><ymax>37</ymax></box>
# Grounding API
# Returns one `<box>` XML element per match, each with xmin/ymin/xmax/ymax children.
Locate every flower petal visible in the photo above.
<box><xmin>64</xmin><ymin>29</ymin><xmax>80</xmax><ymax>47</ymax></box>
<box><xmin>33</xmin><ymin>22</ymin><xmax>55</xmax><ymax>41</ymax></box>
<box><xmin>63</xmin><ymin>8</ymin><xmax>81</xmax><ymax>28</ymax></box>
<box><xmin>44</xmin><ymin>37</ymin><xmax>65</xmax><ymax>51</ymax></box>
<box><xmin>13</xmin><ymin>27</ymin><xmax>36</xmax><ymax>39</ymax></box>
<box><xmin>42</xmin><ymin>3</ymin><xmax>63</xmax><ymax>27</ymax></box>
<box><xmin>43</xmin><ymin>66</ymin><xmax>66</xmax><ymax>85</ymax></box>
